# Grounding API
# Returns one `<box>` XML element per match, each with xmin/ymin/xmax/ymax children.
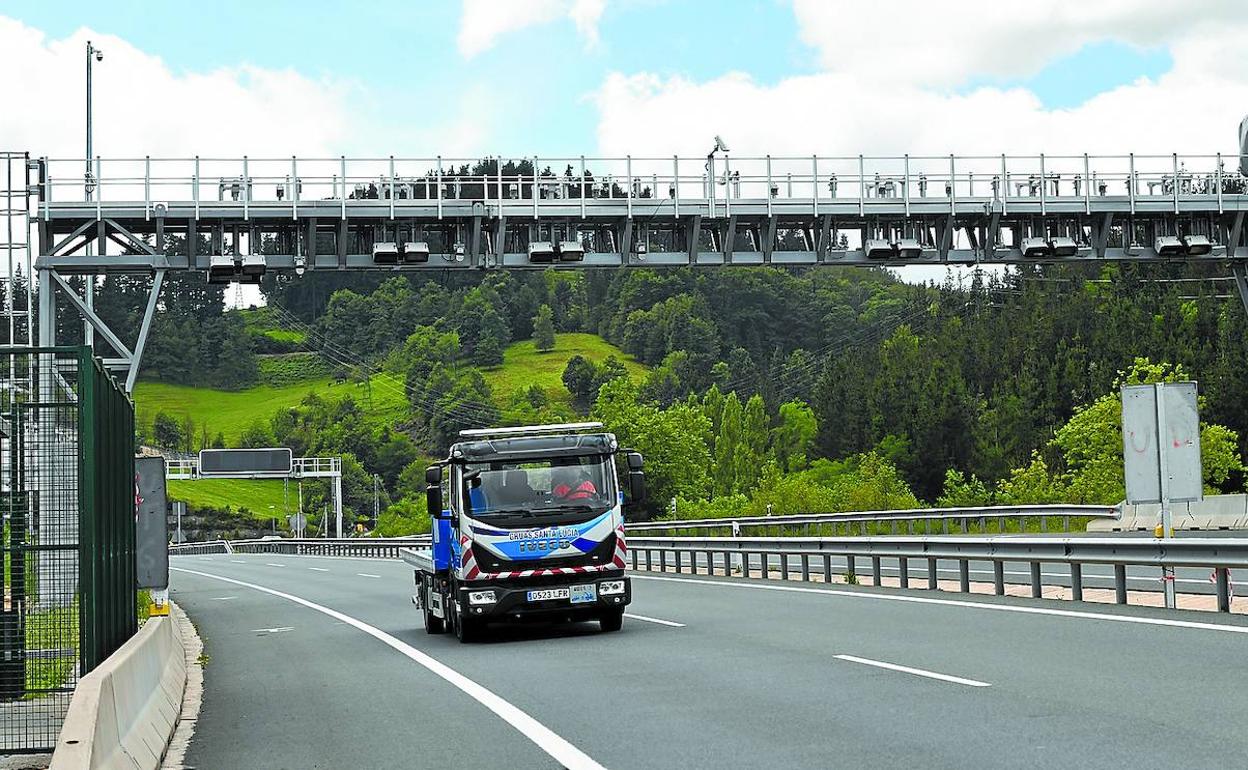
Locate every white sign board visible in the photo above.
<box><xmin>1122</xmin><ymin>382</ymin><xmax>1202</xmax><ymax>504</ymax></box>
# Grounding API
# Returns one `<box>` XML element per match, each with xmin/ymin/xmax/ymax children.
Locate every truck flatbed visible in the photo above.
<box><xmin>399</xmin><ymin>547</ymin><xmax>436</xmax><ymax>573</ymax></box>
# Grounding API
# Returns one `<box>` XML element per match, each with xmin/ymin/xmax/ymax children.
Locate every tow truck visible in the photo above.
<box><xmin>400</xmin><ymin>422</ymin><xmax>644</xmax><ymax>642</ymax></box>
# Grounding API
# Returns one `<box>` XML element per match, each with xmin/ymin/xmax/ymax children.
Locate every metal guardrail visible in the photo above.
<box><xmin>168</xmin><ymin>529</ymin><xmax>1242</xmax><ymax>612</ymax></box>
<box><xmin>170</xmin><ymin>537</ymin><xmax>430</xmax><ymax>559</ymax></box>
<box><xmin>626</xmin><ymin>535</ymin><xmax>1243</xmax><ymax>612</ymax></box>
<box><xmin>629</xmin><ymin>504</ymin><xmax>1117</xmax><ymax>536</ymax></box>
<box><xmin>35</xmin><ymin>152</ymin><xmax>1248</xmax><ymax>216</ymax></box>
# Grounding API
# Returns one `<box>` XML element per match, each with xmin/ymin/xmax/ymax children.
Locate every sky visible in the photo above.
<box><xmin>2</xmin><ymin>0</ymin><xmax>1247</xmax><ymax>296</ymax></box>
<box><xmin>3</xmin><ymin>0</ymin><xmax>1246</xmax><ymax>161</ymax></box>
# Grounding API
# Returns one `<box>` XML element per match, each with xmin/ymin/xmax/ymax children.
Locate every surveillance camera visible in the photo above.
<box><xmin>95</xmin><ymin>50</ymin><xmax>103</xmax><ymax>62</ymax></box>
<box><xmin>295</xmin><ymin>265</ymin><xmax>306</xmax><ymax>277</ymax></box>
<box><xmin>714</xmin><ymin>135</ymin><xmax>729</xmax><ymax>153</ymax></box>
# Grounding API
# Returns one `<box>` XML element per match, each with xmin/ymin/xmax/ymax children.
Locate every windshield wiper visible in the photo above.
<box><xmin>528</xmin><ymin>504</ymin><xmax>598</xmax><ymax>515</ymax></box>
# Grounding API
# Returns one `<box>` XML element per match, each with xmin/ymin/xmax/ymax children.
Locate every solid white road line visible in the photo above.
<box><xmin>172</xmin><ymin>567</ymin><xmax>606</xmax><ymax>770</ymax></box>
<box><xmin>265</xmin><ymin>563</ymin><xmax>286</xmax><ymax>568</ymax></box>
<box><xmin>632</xmin><ymin>575</ymin><xmax>1248</xmax><ymax>635</ymax></box>
<box><xmin>308</xmin><ymin>567</ymin><xmax>330</xmax><ymax>572</ymax></box>
<box><xmin>834</xmin><ymin>654</ymin><xmax>991</xmax><ymax>688</ymax></box>
<box><xmin>623</xmin><ymin>613</ymin><xmax>685</xmax><ymax>628</ymax></box>
<box><xmin>209</xmin><ymin>597</ymin><xmax>237</xmax><ymax>601</ymax></box>
<box><xmin>252</xmin><ymin>626</ymin><xmax>295</xmax><ymax>634</ymax></box>
<box><xmin>357</xmin><ymin>573</ymin><xmax>381</xmax><ymax>578</ymax></box>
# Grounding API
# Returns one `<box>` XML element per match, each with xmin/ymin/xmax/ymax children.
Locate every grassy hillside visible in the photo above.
<box><xmin>484</xmin><ymin>333</ymin><xmax>647</xmax><ymax>408</ymax></box>
<box><xmin>167</xmin><ymin>479</ymin><xmax>294</xmax><ymax>517</ymax></box>
<box><xmin>137</xmin><ymin>333</ymin><xmax>643</xmax><ymax>443</ymax></box>
<box><xmin>134</xmin><ymin>372</ymin><xmax>408</xmax><ymax>445</ymax></box>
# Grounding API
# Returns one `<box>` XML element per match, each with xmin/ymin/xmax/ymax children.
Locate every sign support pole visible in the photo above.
<box><xmin>1155</xmin><ymin>383</ymin><xmax>1177</xmax><ymax>610</ymax></box>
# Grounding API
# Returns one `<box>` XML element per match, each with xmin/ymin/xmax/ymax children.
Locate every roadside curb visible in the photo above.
<box><xmin>160</xmin><ymin>604</ymin><xmax>202</xmax><ymax>770</ymax></box>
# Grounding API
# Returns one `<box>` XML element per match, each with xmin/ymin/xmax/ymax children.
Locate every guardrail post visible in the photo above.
<box><xmin>780</xmin><ymin>554</ymin><xmax>789</xmax><ymax>581</ymax></box>
<box><xmin>761</xmin><ymin>552</ymin><xmax>770</xmax><ymax>580</ymax></box>
<box><xmin>743</xmin><ymin>552</ymin><xmax>752</xmax><ymax>579</ymax></box>
<box><xmin>959</xmin><ymin>560</ymin><xmax>970</xmax><ymax>593</ymax></box>
<box><xmin>1071</xmin><ymin>562</ymin><xmax>1083</xmax><ymax>602</ymax></box>
<box><xmin>800</xmin><ymin>554</ymin><xmax>809</xmax><ymax>582</ymax></box>
<box><xmin>993</xmin><ymin>562</ymin><xmax>1005</xmax><ymax>595</ymax></box>
<box><xmin>722</xmin><ymin>550</ymin><xmax>731</xmax><ymax>576</ymax></box>
<box><xmin>898</xmin><ymin>557</ymin><xmax>909</xmax><ymax>589</ymax></box>
<box><xmin>1030</xmin><ymin>562</ymin><xmax>1042</xmax><ymax>598</ymax></box>
<box><xmin>1215</xmin><ymin>568</ymin><xmax>1231</xmax><ymax>612</ymax></box>
<box><xmin>1114</xmin><ymin>564</ymin><xmax>1128</xmax><ymax>604</ymax></box>
<box><xmin>928</xmin><ymin>557</ymin><xmax>938</xmax><ymax>590</ymax></box>
<box><xmin>871</xmin><ymin>556</ymin><xmax>881</xmax><ymax>586</ymax></box>
<box><xmin>645</xmin><ymin>549</ymin><xmax>652</xmax><ymax>571</ymax></box>
<box><xmin>827</xmin><ymin>554</ymin><xmax>835</xmax><ymax>583</ymax></box>
<box><xmin>659</xmin><ymin>549</ymin><xmax>667</xmax><ymax>573</ymax></box>
<box><xmin>674</xmin><ymin>549</ymin><xmax>682</xmax><ymax>574</ymax></box>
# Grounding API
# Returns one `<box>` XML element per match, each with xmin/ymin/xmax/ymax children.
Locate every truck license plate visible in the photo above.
<box><xmin>527</xmin><ymin>588</ymin><xmax>570</xmax><ymax>602</ymax></box>
<box><xmin>570</xmin><ymin>584</ymin><xmax>596</xmax><ymax>604</ymax></box>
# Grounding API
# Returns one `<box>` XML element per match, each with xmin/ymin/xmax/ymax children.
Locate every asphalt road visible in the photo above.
<box><xmin>171</xmin><ymin>554</ymin><xmax>1248</xmax><ymax>769</ymax></box>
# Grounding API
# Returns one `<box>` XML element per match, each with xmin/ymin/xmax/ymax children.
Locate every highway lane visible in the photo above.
<box><xmin>171</xmin><ymin>554</ymin><xmax>1248</xmax><ymax>769</ymax></box>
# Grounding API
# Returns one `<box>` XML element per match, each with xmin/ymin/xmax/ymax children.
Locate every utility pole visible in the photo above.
<box><xmin>373</xmin><ymin>474</ymin><xmax>380</xmax><ymax>530</ymax></box>
<box><xmin>84</xmin><ymin>40</ymin><xmax>103</xmax><ymax>349</ymax></box>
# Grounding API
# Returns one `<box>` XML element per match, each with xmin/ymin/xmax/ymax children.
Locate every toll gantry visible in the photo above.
<box><xmin>3</xmin><ymin>149</ymin><xmax>1248</xmax><ymax>387</ymax></box>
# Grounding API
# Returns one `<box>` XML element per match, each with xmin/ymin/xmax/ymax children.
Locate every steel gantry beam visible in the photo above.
<box><xmin>16</xmin><ymin>150</ymin><xmax>1248</xmax><ymax>381</ymax></box>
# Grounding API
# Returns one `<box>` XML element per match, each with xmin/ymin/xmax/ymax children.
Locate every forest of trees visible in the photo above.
<box><xmin>106</xmin><ymin>250</ymin><xmax>1248</xmax><ymax>531</ymax></box>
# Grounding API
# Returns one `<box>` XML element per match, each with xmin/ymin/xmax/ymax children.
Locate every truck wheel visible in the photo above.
<box><xmin>454</xmin><ymin>608</ymin><xmax>482</xmax><ymax>643</ymax></box>
<box><xmin>424</xmin><ymin>606</ymin><xmax>445</xmax><ymax>634</ymax></box>
<box><xmin>599</xmin><ymin>609</ymin><xmax>624</xmax><ymax>632</ymax></box>
<box><xmin>422</xmin><ymin>585</ymin><xmax>445</xmax><ymax>634</ymax></box>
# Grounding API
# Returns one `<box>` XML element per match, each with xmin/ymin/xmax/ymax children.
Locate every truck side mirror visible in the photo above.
<box><xmin>426</xmin><ymin>465</ymin><xmax>445</xmax><ymax>520</ymax></box>
<box><xmin>628</xmin><ymin>471</ymin><xmax>646</xmax><ymax>504</ymax></box>
<box><xmin>625</xmin><ymin>452</ymin><xmax>645</xmax><ymax>504</ymax></box>
<box><xmin>426</xmin><ymin>485</ymin><xmax>444</xmax><ymax>521</ymax></box>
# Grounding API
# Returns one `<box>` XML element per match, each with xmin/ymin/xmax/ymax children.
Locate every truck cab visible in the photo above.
<box><xmin>414</xmin><ymin>422</ymin><xmax>643</xmax><ymax>642</ymax></box>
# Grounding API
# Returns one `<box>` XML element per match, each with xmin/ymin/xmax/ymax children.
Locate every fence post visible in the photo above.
<box><xmin>1215</xmin><ymin>567</ymin><xmax>1231</xmax><ymax>612</ymax></box>
<box><xmin>1071</xmin><ymin>562</ymin><xmax>1083</xmax><ymax>602</ymax></box>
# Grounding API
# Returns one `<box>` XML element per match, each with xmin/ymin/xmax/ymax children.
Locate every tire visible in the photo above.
<box><xmin>421</xmin><ymin>585</ymin><xmax>445</xmax><ymax>634</ymax></box>
<box><xmin>599</xmin><ymin>608</ymin><xmax>624</xmax><ymax>632</ymax></box>
<box><xmin>454</xmin><ymin>608</ymin><xmax>482</xmax><ymax>643</ymax></box>
<box><xmin>423</xmin><ymin>605</ymin><xmax>445</xmax><ymax>634</ymax></box>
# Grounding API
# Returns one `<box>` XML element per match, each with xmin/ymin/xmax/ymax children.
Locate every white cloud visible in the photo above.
<box><xmin>594</xmin><ymin>5</ymin><xmax>1248</xmax><ymax>160</ymax></box>
<box><xmin>458</xmin><ymin>0</ymin><xmax>606</xmax><ymax>58</ymax></box>
<box><xmin>790</xmin><ymin>0</ymin><xmax>1245</xmax><ymax>88</ymax></box>
<box><xmin>0</xmin><ymin>17</ymin><xmax>354</xmax><ymax>160</ymax></box>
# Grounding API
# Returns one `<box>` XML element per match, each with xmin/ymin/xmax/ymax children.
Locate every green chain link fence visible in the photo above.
<box><xmin>0</xmin><ymin>346</ymin><xmax>136</xmax><ymax>753</ymax></box>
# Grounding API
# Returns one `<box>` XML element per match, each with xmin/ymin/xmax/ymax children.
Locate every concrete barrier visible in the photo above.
<box><xmin>1090</xmin><ymin>494</ymin><xmax>1248</xmax><ymax>532</ymax></box>
<box><xmin>50</xmin><ymin>614</ymin><xmax>187</xmax><ymax>770</ymax></box>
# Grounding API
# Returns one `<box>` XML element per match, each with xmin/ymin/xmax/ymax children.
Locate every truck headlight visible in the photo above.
<box><xmin>468</xmin><ymin>590</ymin><xmax>497</xmax><ymax>605</ymax></box>
<box><xmin>599</xmin><ymin>580</ymin><xmax>625</xmax><ymax>596</ymax></box>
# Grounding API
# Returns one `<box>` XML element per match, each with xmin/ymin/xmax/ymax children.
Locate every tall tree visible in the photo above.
<box><xmin>532</xmin><ymin>304</ymin><xmax>556</xmax><ymax>352</ymax></box>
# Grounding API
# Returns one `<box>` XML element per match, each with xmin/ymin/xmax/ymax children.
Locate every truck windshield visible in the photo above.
<box><xmin>462</xmin><ymin>455</ymin><xmax>615</xmax><ymax>518</ymax></box>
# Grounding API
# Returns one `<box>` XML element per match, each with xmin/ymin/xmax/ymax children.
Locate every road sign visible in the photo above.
<box><xmin>199</xmin><ymin>448</ymin><xmax>293</xmax><ymax>476</ymax></box>
<box><xmin>135</xmin><ymin>457</ymin><xmax>169</xmax><ymax>590</ymax></box>
<box><xmin>1122</xmin><ymin>382</ymin><xmax>1202</xmax><ymax>505</ymax></box>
